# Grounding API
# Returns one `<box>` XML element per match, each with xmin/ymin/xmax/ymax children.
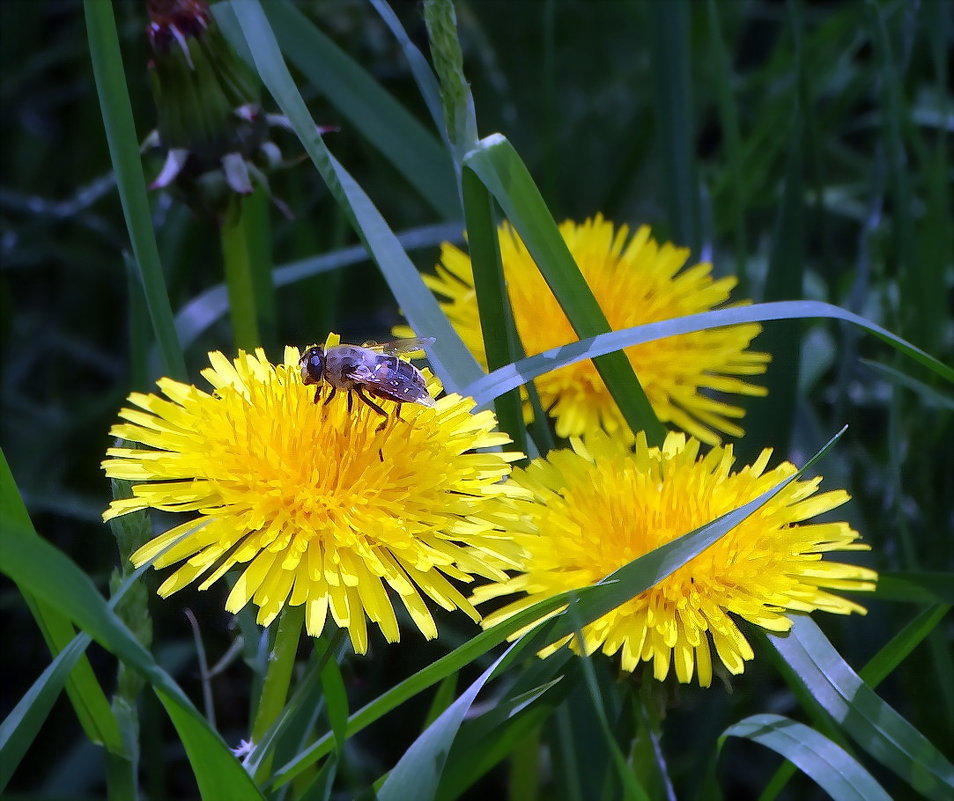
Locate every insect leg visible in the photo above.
<box><xmin>322</xmin><ymin>386</ymin><xmax>336</xmax><ymax>407</ymax></box>
<box><xmin>353</xmin><ymin>386</ymin><xmax>391</xmax><ymax>430</ymax></box>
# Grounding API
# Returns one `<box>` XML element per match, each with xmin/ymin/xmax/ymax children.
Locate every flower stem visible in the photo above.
<box><xmin>221</xmin><ymin>191</ymin><xmax>275</xmax><ymax>353</ymax></box>
<box><xmin>250</xmin><ymin>604</ymin><xmax>304</xmax><ymax>762</ymax></box>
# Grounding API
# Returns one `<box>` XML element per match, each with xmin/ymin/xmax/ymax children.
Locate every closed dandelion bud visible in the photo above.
<box><xmin>143</xmin><ymin>0</ymin><xmax>304</xmax><ymax>218</ymax></box>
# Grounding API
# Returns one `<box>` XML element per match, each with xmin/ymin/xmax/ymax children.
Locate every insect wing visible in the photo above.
<box><xmin>360</xmin><ymin>337</ymin><xmax>435</xmax><ymax>357</ymax></box>
<box><xmin>362</xmin><ymin>358</ymin><xmax>435</xmax><ymax>406</ymax></box>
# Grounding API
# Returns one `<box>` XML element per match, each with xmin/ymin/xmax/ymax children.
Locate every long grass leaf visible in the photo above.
<box><xmin>377</xmin><ymin>645</ymin><xmax>516</xmax><ymax>801</ymax></box>
<box><xmin>463</xmin><ymin>300</ymin><xmax>954</xmax><ymax>407</ymax></box>
<box><xmin>860</xmin><ymin>604</ymin><xmax>950</xmax><ymax>688</ymax></box>
<box><xmin>767</xmin><ymin>615</ymin><xmax>954</xmax><ymax>800</ymax></box>
<box><xmin>741</xmin><ymin>114</ymin><xmax>804</xmax><ymax>459</ymax></box>
<box><xmin>0</xmin><ymin>456</ymin><xmax>123</xmax><ymax>778</ymax></box>
<box><xmin>722</xmin><ymin>714</ymin><xmax>890</xmax><ymax>801</ymax></box>
<box><xmin>83</xmin><ymin>0</ymin><xmax>186</xmax><ymax>381</ymax></box>
<box><xmin>0</xmin><ymin>482</ymin><xmax>263</xmax><ymax>800</ymax></box>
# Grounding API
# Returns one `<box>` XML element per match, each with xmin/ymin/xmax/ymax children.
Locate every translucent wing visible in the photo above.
<box><xmin>360</xmin><ymin>337</ymin><xmax>435</xmax><ymax>357</ymax></box>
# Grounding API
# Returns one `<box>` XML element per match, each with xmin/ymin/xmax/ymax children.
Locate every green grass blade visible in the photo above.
<box><xmin>228</xmin><ymin>0</ymin><xmax>482</xmax><ymax>393</ymax></box>
<box><xmin>83</xmin><ymin>0</ymin><xmax>186</xmax><ymax>381</ymax></box>
<box><xmin>762</xmin><ymin>600</ymin><xmax>950</xmax><ymax>801</ymax></box>
<box><xmin>269</xmin><ymin>590</ymin><xmax>579</xmax><ymax>789</ymax></box>
<box><xmin>766</xmin><ymin>615</ymin><xmax>954</xmax><ymax>800</ymax></box>
<box><xmin>0</xmin><ymin>486</ymin><xmax>263</xmax><ymax>800</ymax></box>
<box><xmin>722</xmin><ymin>714</ymin><xmax>891</xmax><ymax>801</ymax></box>
<box><xmin>463</xmin><ymin>135</ymin><xmax>665</xmax><ymax>443</ymax></box>
<box><xmin>0</xmin><ymin>454</ymin><xmax>123</xmax><ymax>770</ymax></box>
<box><xmin>572</xmin><ymin>608</ymin><xmax>651</xmax><ymax>801</ymax></box>
<box><xmin>437</xmin><ymin>701</ymin><xmax>554</xmax><ymax>801</ymax></box>
<box><xmin>376</xmin><ymin>645</ymin><xmax>515</xmax><ymax>801</ymax></box>
<box><xmin>214</xmin><ymin>0</ymin><xmax>458</xmax><ymax>219</ymax></box>
<box><xmin>0</xmin><ymin>633</ymin><xmax>94</xmax><ymax>791</ymax></box>
<box><xmin>461</xmin><ymin>168</ymin><xmax>526</xmax><ymax>453</ymax></box>
<box><xmin>463</xmin><ymin>300</ymin><xmax>954</xmax><ymax>407</ymax></box>
<box><xmin>0</xmin><ymin>556</ymin><xmax>155</xmax><ymax>793</ymax></box>
<box><xmin>648</xmin><ymin>0</ymin><xmax>701</xmax><ymax>256</ymax></box>
<box><xmin>860</xmin><ymin>604</ymin><xmax>950</xmax><ymax>688</ymax></box>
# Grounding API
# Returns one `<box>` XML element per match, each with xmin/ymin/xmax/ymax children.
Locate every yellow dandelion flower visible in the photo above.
<box><xmin>399</xmin><ymin>215</ymin><xmax>769</xmax><ymax>444</ymax></box>
<box><xmin>101</xmin><ymin>339</ymin><xmax>529</xmax><ymax>655</ymax></box>
<box><xmin>473</xmin><ymin>431</ymin><xmax>877</xmax><ymax>687</ymax></box>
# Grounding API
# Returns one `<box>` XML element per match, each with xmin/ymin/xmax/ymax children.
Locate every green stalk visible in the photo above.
<box><xmin>221</xmin><ymin>191</ymin><xmax>274</xmax><ymax>352</ymax></box>
<box><xmin>83</xmin><ymin>0</ymin><xmax>186</xmax><ymax>381</ymax></box>
<box><xmin>251</xmin><ymin>604</ymin><xmax>304</xmax><ymax>781</ymax></box>
<box><xmin>461</xmin><ymin>169</ymin><xmax>527</xmax><ymax>456</ymax></box>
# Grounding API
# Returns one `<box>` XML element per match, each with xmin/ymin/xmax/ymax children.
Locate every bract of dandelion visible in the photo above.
<box><xmin>473</xmin><ymin>431</ymin><xmax>877</xmax><ymax>687</ymax></box>
<box><xmin>101</xmin><ymin>339</ymin><xmax>529</xmax><ymax>654</ymax></box>
<box><xmin>400</xmin><ymin>215</ymin><xmax>770</xmax><ymax>445</ymax></box>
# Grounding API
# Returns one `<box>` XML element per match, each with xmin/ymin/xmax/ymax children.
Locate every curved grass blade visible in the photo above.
<box><xmin>462</xmin><ymin>135</ymin><xmax>665</xmax><ymax>443</ymax></box>
<box><xmin>83</xmin><ymin>0</ymin><xmax>186</xmax><ymax>381</ymax></box>
<box><xmin>766</xmin><ymin>615</ymin><xmax>954</xmax><ymax>800</ymax></box>
<box><xmin>214</xmin><ymin>0</ymin><xmax>458</xmax><ymax>219</ymax></box>
<box><xmin>763</xmin><ymin>600</ymin><xmax>951</xmax><ymax>800</ymax></box>
<box><xmin>860</xmin><ymin>603</ymin><xmax>950</xmax><ymax>689</ymax></box>
<box><xmin>435</xmin><ymin>678</ymin><xmax>564</xmax><ymax>801</ymax></box>
<box><xmin>463</xmin><ymin>300</ymin><xmax>954</xmax><ymax>407</ymax></box>
<box><xmin>0</xmin><ymin>454</ymin><xmax>123</xmax><ymax>788</ymax></box>
<box><xmin>228</xmin><ymin>0</ymin><xmax>482</xmax><ymax>393</ymax></box>
<box><xmin>175</xmin><ymin>222</ymin><xmax>463</xmax><ymax>350</ymax></box>
<box><xmin>0</xmin><ymin>558</ymin><xmax>155</xmax><ymax>792</ymax></box>
<box><xmin>268</xmin><ymin>590</ymin><xmax>580</xmax><ymax>790</ymax></box>
<box><xmin>0</xmin><ymin>509</ymin><xmax>263</xmax><ymax>799</ymax></box>
<box><xmin>376</xmin><ymin>645</ymin><xmax>516</xmax><ymax>801</ymax></box>
<box><xmin>0</xmin><ymin>633</ymin><xmax>94</xmax><ymax>792</ymax></box>
<box><xmin>722</xmin><ymin>714</ymin><xmax>890</xmax><ymax>801</ymax></box>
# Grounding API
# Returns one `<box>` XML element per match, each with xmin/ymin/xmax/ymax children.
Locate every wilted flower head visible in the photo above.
<box><xmin>473</xmin><ymin>431</ymin><xmax>877</xmax><ymax>687</ymax></box>
<box><xmin>102</xmin><ymin>339</ymin><xmax>529</xmax><ymax>654</ymax></box>
<box><xmin>401</xmin><ymin>216</ymin><xmax>769</xmax><ymax>445</ymax></box>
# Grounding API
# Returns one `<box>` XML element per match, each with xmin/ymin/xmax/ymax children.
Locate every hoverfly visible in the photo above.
<box><xmin>299</xmin><ymin>337</ymin><xmax>436</xmax><ymax>427</ymax></box>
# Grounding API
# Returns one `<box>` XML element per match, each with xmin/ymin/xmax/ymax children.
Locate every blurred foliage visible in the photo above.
<box><xmin>1</xmin><ymin>1</ymin><xmax>951</xmax><ymax>799</ymax></box>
